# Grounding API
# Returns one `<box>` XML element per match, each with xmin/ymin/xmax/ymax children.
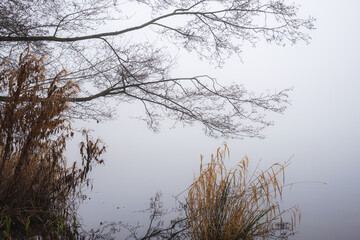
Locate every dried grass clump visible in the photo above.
<box><xmin>187</xmin><ymin>143</ymin><xmax>299</xmax><ymax>240</ymax></box>
<box><xmin>0</xmin><ymin>49</ymin><xmax>105</xmax><ymax>238</ymax></box>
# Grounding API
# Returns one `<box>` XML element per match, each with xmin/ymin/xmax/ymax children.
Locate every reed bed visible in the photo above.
<box><xmin>0</xmin><ymin>49</ymin><xmax>105</xmax><ymax>238</ymax></box>
<box><xmin>187</xmin><ymin>143</ymin><xmax>299</xmax><ymax>240</ymax></box>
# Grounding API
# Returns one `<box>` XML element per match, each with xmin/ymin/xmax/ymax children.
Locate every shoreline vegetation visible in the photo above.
<box><xmin>0</xmin><ymin>50</ymin><xmax>106</xmax><ymax>239</ymax></box>
<box><xmin>0</xmin><ymin>50</ymin><xmax>299</xmax><ymax>239</ymax></box>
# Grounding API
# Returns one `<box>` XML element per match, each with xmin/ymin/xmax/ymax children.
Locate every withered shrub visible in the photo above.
<box><xmin>0</xmin><ymin>49</ymin><xmax>105</xmax><ymax>238</ymax></box>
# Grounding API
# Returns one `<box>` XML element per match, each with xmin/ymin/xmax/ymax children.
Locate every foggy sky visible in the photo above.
<box><xmin>72</xmin><ymin>1</ymin><xmax>360</xmax><ymax>239</ymax></box>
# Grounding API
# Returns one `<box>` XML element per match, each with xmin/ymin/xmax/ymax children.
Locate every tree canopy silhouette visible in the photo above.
<box><xmin>0</xmin><ymin>0</ymin><xmax>314</xmax><ymax>138</ymax></box>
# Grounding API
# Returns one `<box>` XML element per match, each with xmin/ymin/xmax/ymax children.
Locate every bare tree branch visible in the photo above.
<box><xmin>0</xmin><ymin>0</ymin><xmax>315</xmax><ymax>138</ymax></box>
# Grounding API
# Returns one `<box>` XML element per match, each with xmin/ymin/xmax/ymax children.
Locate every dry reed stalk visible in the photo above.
<box><xmin>187</xmin><ymin>143</ymin><xmax>300</xmax><ymax>240</ymax></box>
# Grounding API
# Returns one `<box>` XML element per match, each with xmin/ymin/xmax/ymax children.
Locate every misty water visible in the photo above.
<box><xmin>64</xmin><ymin>1</ymin><xmax>360</xmax><ymax>239</ymax></box>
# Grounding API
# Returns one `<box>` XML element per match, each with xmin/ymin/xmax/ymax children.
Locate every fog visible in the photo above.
<box><xmin>68</xmin><ymin>1</ymin><xmax>360</xmax><ymax>239</ymax></box>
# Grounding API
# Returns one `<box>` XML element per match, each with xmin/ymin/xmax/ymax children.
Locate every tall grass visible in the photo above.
<box><xmin>187</xmin><ymin>143</ymin><xmax>299</xmax><ymax>240</ymax></box>
<box><xmin>0</xmin><ymin>49</ymin><xmax>105</xmax><ymax>238</ymax></box>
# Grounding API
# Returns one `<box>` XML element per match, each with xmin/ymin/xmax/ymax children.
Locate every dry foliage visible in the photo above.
<box><xmin>187</xmin><ymin>144</ymin><xmax>300</xmax><ymax>240</ymax></box>
<box><xmin>0</xmin><ymin>49</ymin><xmax>105</xmax><ymax>238</ymax></box>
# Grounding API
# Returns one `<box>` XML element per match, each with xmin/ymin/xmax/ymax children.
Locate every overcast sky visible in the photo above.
<box><xmin>70</xmin><ymin>1</ymin><xmax>360</xmax><ymax>239</ymax></box>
